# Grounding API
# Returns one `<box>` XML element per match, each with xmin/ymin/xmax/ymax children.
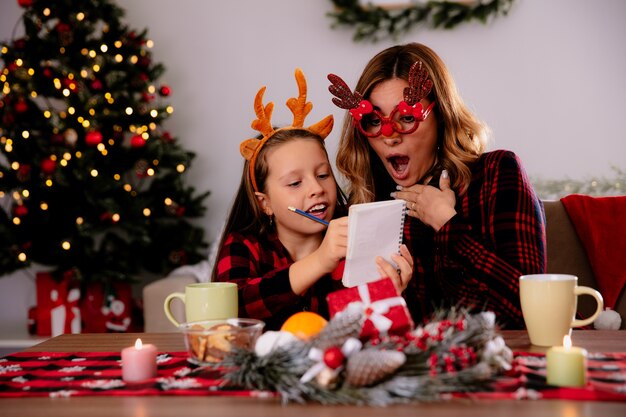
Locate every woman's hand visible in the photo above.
<box><xmin>375</xmin><ymin>244</ymin><xmax>413</xmax><ymax>294</ymax></box>
<box><xmin>393</xmin><ymin>170</ymin><xmax>457</xmax><ymax>231</ymax></box>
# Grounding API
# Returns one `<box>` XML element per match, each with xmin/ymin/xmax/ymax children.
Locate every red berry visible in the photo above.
<box><xmin>323</xmin><ymin>346</ymin><xmax>345</xmax><ymax>369</ymax></box>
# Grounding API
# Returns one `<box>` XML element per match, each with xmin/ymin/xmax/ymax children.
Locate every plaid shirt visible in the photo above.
<box><xmin>402</xmin><ymin>150</ymin><xmax>546</xmax><ymax>329</ymax></box>
<box><xmin>214</xmin><ymin>231</ymin><xmax>344</xmax><ymax>330</ymax></box>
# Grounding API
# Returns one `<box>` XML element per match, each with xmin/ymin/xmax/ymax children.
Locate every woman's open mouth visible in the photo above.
<box><xmin>387</xmin><ymin>155</ymin><xmax>410</xmax><ymax>180</ymax></box>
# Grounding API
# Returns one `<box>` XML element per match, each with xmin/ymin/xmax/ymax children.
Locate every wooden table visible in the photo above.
<box><xmin>1</xmin><ymin>331</ymin><xmax>625</xmax><ymax>417</ymax></box>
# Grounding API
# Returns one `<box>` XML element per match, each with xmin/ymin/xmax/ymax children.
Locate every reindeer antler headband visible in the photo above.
<box><xmin>240</xmin><ymin>68</ymin><xmax>334</xmax><ymax>192</ymax></box>
<box><xmin>328</xmin><ymin>61</ymin><xmax>435</xmax><ymax>138</ymax></box>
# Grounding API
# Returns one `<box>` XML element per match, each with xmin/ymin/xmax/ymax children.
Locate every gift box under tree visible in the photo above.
<box><xmin>326</xmin><ymin>277</ymin><xmax>414</xmax><ymax>338</ymax></box>
<box><xmin>33</xmin><ymin>271</ymin><xmax>82</xmax><ymax>337</ymax></box>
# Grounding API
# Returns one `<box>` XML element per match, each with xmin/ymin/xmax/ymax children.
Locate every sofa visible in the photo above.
<box><xmin>143</xmin><ymin>200</ymin><xmax>625</xmax><ymax>332</ymax></box>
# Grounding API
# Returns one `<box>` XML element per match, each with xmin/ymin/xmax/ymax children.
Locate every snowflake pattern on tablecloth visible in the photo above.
<box><xmin>158</xmin><ymin>377</ymin><xmax>202</xmax><ymax>390</ymax></box>
<box><xmin>174</xmin><ymin>367</ymin><xmax>192</xmax><ymax>377</ymax></box>
<box><xmin>49</xmin><ymin>390</ymin><xmax>77</xmax><ymax>398</ymax></box>
<box><xmin>157</xmin><ymin>353</ymin><xmax>172</xmax><ymax>364</ymax></box>
<box><xmin>59</xmin><ymin>366</ymin><xmax>87</xmax><ymax>373</ymax></box>
<box><xmin>0</xmin><ymin>364</ymin><xmax>22</xmax><ymax>374</ymax></box>
<box><xmin>514</xmin><ymin>388</ymin><xmax>542</xmax><ymax>400</ymax></box>
<box><xmin>82</xmin><ymin>379</ymin><xmax>125</xmax><ymax>390</ymax></box>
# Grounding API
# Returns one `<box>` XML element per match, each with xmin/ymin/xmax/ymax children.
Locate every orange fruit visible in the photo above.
<box><xmin>280</xmin><ymin>311</ymin><xmax>328</xmax><ymax>340</ymax></box>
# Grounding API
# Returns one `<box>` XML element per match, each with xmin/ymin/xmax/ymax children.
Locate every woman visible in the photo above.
<box><xmin>330</xmin><ymin>43</ymin><xmax>545</xmax><ymax>329</ymax></box>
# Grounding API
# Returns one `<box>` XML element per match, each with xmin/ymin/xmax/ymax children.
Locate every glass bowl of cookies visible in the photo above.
<box><xmin>179</xmin><ymin>318</ymin><xmax>265</xmax><ymax>365</ymax></box>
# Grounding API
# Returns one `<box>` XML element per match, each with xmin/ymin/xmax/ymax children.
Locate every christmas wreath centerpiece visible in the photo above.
<box><xmin>327</xmin><ymin>0</ymin><xmax>516</xmax><ymax>42</ymax></box>
<box><xmin>208</xmin><ymin>280</ymin><xmax>513</xmax><ymax>405</ymax></box>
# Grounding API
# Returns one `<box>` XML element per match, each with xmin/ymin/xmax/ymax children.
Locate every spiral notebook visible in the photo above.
<box><xmin>342</xmin><ymin>199</ymin><xmax>406</xmax><ymax>287</ymax></box>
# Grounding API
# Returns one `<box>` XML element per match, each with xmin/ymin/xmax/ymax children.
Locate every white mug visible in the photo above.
<box><xmin>519</xmin><ymin>274</ymin><xmax>603</xmax><ymax>346</ymax></box>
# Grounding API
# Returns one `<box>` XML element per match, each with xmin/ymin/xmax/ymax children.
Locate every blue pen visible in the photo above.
<box><xmin>287</xmin><ymin>206</ymin><xmax>329</xmax><ymax>226</ymax></box>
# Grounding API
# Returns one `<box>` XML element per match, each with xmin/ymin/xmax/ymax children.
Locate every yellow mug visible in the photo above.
<box><xmin>519</xmin><ymin>274</ymin><xmax>603</xmax><ymax>346</ymax></box>
<box><xmin>164</xmin><ymin>282</ymin><xmax>238</xmax><ymax>327</ymax></box>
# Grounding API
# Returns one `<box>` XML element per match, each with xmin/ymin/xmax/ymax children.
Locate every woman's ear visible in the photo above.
<box><xmin>254</xmin><ymin>192</ymin><xmax>273</xmax><ymax>216</ymax></box>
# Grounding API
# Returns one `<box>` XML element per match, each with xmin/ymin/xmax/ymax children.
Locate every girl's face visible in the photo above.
<box><xmin>256</xmin><ymin>138</ymin><xmax>337</xmax><ymax>239</ymax></box>
<box><xmin>366</xmin><ymin>78</ymin><xmax>438</xmax><ymax>187</ymax></box>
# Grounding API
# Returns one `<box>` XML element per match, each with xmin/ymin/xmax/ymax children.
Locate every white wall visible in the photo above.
<box><xmin>0</xmin><ymin>0</ymin><xmax>625</xmax><ymax>331</ymax></box>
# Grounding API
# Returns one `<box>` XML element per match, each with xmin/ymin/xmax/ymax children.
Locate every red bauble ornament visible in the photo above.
<box><xmin>56</xmin><ymin>22</ymin><xmax>71</xmax><ymax>33</ymax></box>
<box><xmin>63</xmin><ymin>78</ymin><xmax>78</xmax><ymax>92</ymax></box>
<box><xmin>13</xmin><ymin>38</ymin><xmax>26</xmax><ymax>49</ymax></box>
<box><xmin>13</xmin><ymin>205</ymin><xmax>28</xmax><ymax>218</ymax></box>
<box><xmin>323</xmin><ymin>347</ymin><xmax>345</xmax><ymax>370</ymax></box>
<box><xmin>17</xmin><ymin>0</ymin><xmax>33</xmax><ymax>8</ymax></box>
<box><xmin>130</xmin><ymin>134</ymin><xmax>145</xmax><ymax>148</ymax></box>
<box><xmin>159</xmin><ymin>85</ymin><xmax>171</xmax><ymax>97</ymax></box>
<box><xmin>42</xmin><ymin>67</ymin><xmax>53</xmax><ymax>78</ymax></box>
<box><xmin>91</xmin><ymin>79</ymin><xmax>103</xmax><ymax>91</ymax></box>
<box><xmin>85</xmin><ymin>130</ymin><xmax>103</xmax><ymax>146</ymax></box>
<box><xmin>161</xmin><ymin>131</ymin><xmax>174</xmax><ymax>142</ymax></box>
<box><xmin>17</xmin><ymin>164</ymin><xmax>31</xmax><ymax>181</ymax></box>
<box><xmin>14</xmin><ymin>99</ymin><xmax>28</xmax><ymax>113</ymax></box>
<box><xmin>40</xmin><ymin>158</ymin><xmax>56</xmax><ymax>175</ymax></box>
<box><xmin>138</xmin><ymin>56</ymin><xmax>151</xmax><ymax>68</ymax></box>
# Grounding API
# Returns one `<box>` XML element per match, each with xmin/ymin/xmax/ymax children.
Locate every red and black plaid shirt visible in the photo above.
<box><xmin>214</xmin><ymin>232</ymin><xmax>344</xmax><ymax>330</ymax></box>
<box><xmin>402</xmin><ymin>150</ymin><xmax>546</xmax><ymax>329</ymax></box>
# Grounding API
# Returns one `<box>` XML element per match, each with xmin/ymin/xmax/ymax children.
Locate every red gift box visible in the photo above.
<box><xmin>34</xmin><ymin>272</ymin><xmax>81</xmax><ymax>337</ymax></box>
<box><xmin>326</xmin><ymin>278</ymin><xmax>414</xmax><ymax>339</ymax></box>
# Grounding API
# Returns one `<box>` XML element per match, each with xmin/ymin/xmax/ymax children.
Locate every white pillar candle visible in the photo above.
<box><xmin>121</xmin><ymin>338</ymin><xmax>157</xmax><ymax>383</ymax></box>
<box><xmin>546</xmin><ymin>335</ymin><xmax>587</xmax><ymax>387</ymax></box>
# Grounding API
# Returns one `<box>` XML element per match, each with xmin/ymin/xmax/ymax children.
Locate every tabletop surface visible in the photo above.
<box><xmin>1</xmin><ymin>330</ymin><xmax>625</xmax><ymax>417</ymax></box>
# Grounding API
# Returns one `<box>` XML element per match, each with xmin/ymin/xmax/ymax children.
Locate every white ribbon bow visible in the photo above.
<box><xmin>344</xmin><ymin>284</ymin><xmax>407</xmax><ymax>336</ymax></box>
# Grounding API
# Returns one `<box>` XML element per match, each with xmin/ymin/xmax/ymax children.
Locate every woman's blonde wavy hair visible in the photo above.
<box><xmin>336</xmin><ymin>43</ymin><xmax>490</xmax><ymax>205</ymax></box>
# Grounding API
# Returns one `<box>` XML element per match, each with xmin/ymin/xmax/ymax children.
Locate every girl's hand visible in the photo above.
<box><xmin>393</xmin><ymin>170</ymin><xmax>456</xmax><ymax>231</ymax></box>
<box><xmin>316</xmin><ymin>217</ymin><xmax>348</xmax><ymax>273</ymax></box>
<box><xmin>375</xmin><ymin>244</ymin><xmax>413</xmax><ymax>294</ymax></box>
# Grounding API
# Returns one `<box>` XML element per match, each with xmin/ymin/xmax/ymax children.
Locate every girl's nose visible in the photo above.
<box><xmin>309</xmin><ymin>179</ymin><xmax>325</xmax><ymax>197</ymax></box>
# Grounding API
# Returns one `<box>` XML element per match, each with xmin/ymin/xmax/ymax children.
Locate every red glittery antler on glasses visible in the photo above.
<box><xmin>403</xmin><ymin>61</ymin><xmax>433</xmax><ymax>106</ymax></box>
<box><xmin>327</xmin><ymin>74</ymin><xmax>373</xmax><ymax>121</ymax></box>
<box><xmin>327</xmin><ymin>74</ymin><xmax>363</xmax><ymax>110</ymax></box>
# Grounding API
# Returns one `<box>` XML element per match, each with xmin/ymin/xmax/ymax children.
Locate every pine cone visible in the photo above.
<box><xmin>346</xmin><ymin>349</ymin><xmax>406</xmax><ymax>387</ymax></box>
<box><xmin>313</xmin><ymin>310</ymin><xmax>364</xmax><ymax>351</ymax></box>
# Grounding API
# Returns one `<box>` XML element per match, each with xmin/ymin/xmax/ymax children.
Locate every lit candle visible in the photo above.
<box><xmin>121</xmin><ymin>338</ymin><xmax>157</xmax><ymax>383</ymax></box>
<box><xmin>546</xmin><ymin>335</ymin><xmax>587</xmax><ymax>387</ymax></box>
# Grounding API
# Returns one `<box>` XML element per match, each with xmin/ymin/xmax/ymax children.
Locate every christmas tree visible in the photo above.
<box><xmin>0</xmin><ymin>0</ymin><xmax>209</xmax><ymax>284</ymax></box>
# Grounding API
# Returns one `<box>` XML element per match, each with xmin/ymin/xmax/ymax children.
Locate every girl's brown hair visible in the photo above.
<box><xmin>336</xmin><ymin>42</ymin><xmax>489</xmax><ymax>204</ymax></box>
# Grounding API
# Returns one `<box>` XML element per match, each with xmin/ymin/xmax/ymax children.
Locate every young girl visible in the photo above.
<box><xmin>213</xmin><ymin>69</ymin><xmax>413</xmax><ymax>330</ymax></box>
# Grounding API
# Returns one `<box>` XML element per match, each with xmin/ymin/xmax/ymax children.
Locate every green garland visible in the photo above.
<box><xmin>209</xmin><ymin>309</ymin><xmax>512</xmax><ymax>406</ymax></box>
<box><xmin>532</xmin><ymin>167</ymin><xmax>626</xmax><ymax>201</ymax></box>
<box><xmin>328</xmin><ymin>0</ymin><xmax>516</xmax><ymax>42</ymax></box>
